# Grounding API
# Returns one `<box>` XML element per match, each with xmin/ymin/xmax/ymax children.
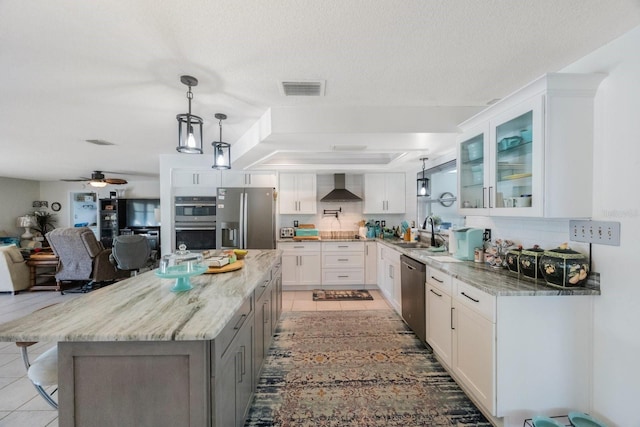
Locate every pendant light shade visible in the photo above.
<box><xmin>417</xmin><ymin>157</ymin><xmax>430</xmax><ymax>197</ymax></box>
<box><xmin>212</xmin><ymin>113</ymin><xmax>231</xmax><ymax>169</ymax></box>
<box><xmin>176</xmin><ymin>75</ymin><xmax>204</xmax><ymax>154</ymax></box>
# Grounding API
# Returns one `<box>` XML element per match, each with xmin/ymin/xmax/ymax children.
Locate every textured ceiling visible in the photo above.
<box><xmin>1</xmin><ymin>0</ymin><xmax>639</xmax><ymax>181</ymax></box>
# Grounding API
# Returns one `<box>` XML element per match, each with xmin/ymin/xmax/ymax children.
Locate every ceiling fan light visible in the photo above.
<box><xmin>89</xmin><ymin>181</ymin><xmax>108</xmax><ymax>188</ymax></box>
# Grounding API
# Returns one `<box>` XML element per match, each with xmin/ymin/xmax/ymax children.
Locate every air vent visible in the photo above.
<box><xmin>279</xmin><ymin>80</ymin><xmax>325</xmax><ymax>96</ymax></box>
<box><xmin>85</xmin><ymin>139</ymin><xmax>115</xmax><ymax>146</ymax></box>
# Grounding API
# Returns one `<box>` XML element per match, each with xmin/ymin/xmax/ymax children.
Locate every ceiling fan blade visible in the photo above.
<box><xmin>104</xmin><ymin>178</ymin><xmax>128</xmax><ymax>185</ymax></box>
<box><xmin>61</xmin><ymin>177</ymin><xmax>91</xmax><ymax>182</ymax></box>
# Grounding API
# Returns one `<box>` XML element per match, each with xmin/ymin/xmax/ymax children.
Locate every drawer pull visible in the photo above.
<box><xmin>461</xmin><ymin>292</ymin><xmax>480</xmax><ymax>303</ymax></box>
<box><xmin>233</xmin><ymin>314</ymin><xmax>248</xmax><ymax>330</ymax></box>
<box><xmin>430</xmin><ymin>275</ymin><xmax>443</xmax><ymax>283</ymax></box>
<box><xmin>429</xmin><ymin>288</ymin><xmax>442</xmax><ymax>297</ymax></box>
<box><xmin>337</xmin><ymin>258</ymin><xmax>349</xmax><ymax>261</ymax></box>
<box><xmin>338</xmin><ymin>245</ymin><xmax>349</xmax><ymax>248</ymax></box>
<box><xmin>451</xmin><ymin>307</ymin><xmax>455</xmax><ymax>330</ymax></box>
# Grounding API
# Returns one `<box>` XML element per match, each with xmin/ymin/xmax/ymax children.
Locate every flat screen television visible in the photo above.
<box><xmin>126</xmin><ymin>199</ymin><xmax>161</xmax><ymax>228</ymax></box>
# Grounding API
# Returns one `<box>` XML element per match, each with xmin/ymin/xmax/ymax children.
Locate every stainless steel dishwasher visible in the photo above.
<box><xmin>400</xmin><ymin>255</ymin><xmax>426</xmax><ymax>342</ymax></box>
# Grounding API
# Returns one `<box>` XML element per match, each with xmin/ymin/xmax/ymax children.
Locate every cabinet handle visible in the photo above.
<box><xmin>461</xmin><ymin>291</ymin><xmax>480</xmax><ymax>303</ymax></box>
<box><xmin>338</xmin><ymin>245</ymin><xmax>349</xmax><ymax>248</ymax></box>
<box><xmin>293</xmin><ymin>246</ymin><xmax>305</xmax><ymax>249</ymax></box>
<box><xmin>338</xmin><ymin>258</ymin><xmax>349</xmax><ymax>262</ymax></box>
<box><xmin>403</xmin><ymin>262</ymin><xmax>415</xmax><ymax>270</ymax></box>
<box><xmin>488</xmin><ymin>186</ymin><xmax>493</xmax><ymax>208</ymax></box>
<box><xmin>389</xmin><ymin>265</ymin><xmax>394</xmax><ymax>279</ymax></box>
<box><xmin>338</xmin><ymin>275</ymin><xmax>349</xmax><ymax>278</ymax></box>
<box><xmin>451</xmin><ymin>307</ymin><xmax>455</xmax><ymax>330</ymax></box>
<box><xmin>430</xmin><ymin>275</ymin><xmax>443</xmax><ymax>283</ymax></box>
<box><xmin>482</xmin><ymin>187</ymin><xmax>487</xmax><ymax>209</ymax></box>
<box><xmin>236</xmin><ymin>352</ymin><xmax>242</xmax><ymax>383</ymax></box>
<box><xmin>365</xmin><ymin>246</ymin><xmax>369</xmax><ymax>256</ymax></box>
<box><xmin>263</xmin><ymin>302</ymin><xmax>269</xmax><ymax>324</ymax></box>
<box><xmin>233</xmin><ymin>314</ymin><xmax>248</xmax><ymax>330</ymax></box>
<box><xmin>429</xmin><ymin>288</ymin><xmax>442</xmax><ymax>297</ymax></box>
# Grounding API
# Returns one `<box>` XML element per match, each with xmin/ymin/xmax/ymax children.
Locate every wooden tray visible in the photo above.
<box><xmin>205</xmin><ymin>260</ymin><xmax>244</xmax><ymax>274</ymax></box>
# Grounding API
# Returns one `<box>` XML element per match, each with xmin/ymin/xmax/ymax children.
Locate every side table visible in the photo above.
<box><xmin>26</xmin><ymin>253</ymin><xmax>60</xmax><ymax>292</ymax></box>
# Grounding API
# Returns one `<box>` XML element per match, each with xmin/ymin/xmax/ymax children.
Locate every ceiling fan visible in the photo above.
<box><xmin>62</xmin><ymin>171</ymin><xmax>128</xmax><ymax>187</ymax></box>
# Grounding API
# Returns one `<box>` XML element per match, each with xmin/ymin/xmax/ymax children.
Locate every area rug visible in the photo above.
<box><xmin>312</xmin><ymin>289</ymin><xmax>373</xmax><ymax>301</ymax></box>
<box><xmin>245</xmin><ymin>310</ymin><xmax>491</xmax><ymax>427</ymax></box>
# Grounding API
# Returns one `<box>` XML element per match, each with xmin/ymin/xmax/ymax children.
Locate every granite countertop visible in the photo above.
<box><xmin>0</xmin><ymin>250</ymin><xmax>281</xmax><ymax>343</ymax></box>
<box><xmin>377</xmin><ymin>239</ymin><xmax>600</xmax><ymax>297</ymax></box>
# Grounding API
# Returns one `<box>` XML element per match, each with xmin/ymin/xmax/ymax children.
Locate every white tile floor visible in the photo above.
<box><xmin>0</xmin><ymin>288</ymin><xmax>390</xmax><ymax>426</ymax></box>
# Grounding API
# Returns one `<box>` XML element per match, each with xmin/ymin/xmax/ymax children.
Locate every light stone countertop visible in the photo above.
<box><xmin>377</xmin><ymin>239</ymin><xmax>600</xmax><ymax>297</ymax></box>
<box><xmin>0</xmin><ymin>250</ymin><xmax>281</xmax><ymax>343</ymax></box>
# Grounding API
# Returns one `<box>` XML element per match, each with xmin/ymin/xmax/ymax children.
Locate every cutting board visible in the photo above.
<box><xmin>205</xmin><ymin>260</ymin><xmax>244</xmax><ymax>274</ymax></box>
<box><xmin>292</xmin><ymin>236</ymin><xmax>321</xmax><ymax>241</ymax></box>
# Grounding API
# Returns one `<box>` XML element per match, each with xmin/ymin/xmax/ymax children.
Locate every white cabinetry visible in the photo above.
<box><xmin>221</xmin><ymin>171</ymin><xmax>276</xmax><ymax>188</ymax></box>
<box><xmin>172</xmin><ymin>169</ymin><xmax>221</xmax><ymax>188</ymax></box>
<box><xmin>424</xmin><ymin>273</ymin><xmax>594</xmax><ymax>422</ymax></box>
<box><xmin>278</xmin><ymin>173</ymin><xmax>317</xmax><ymax>214</ymax></box>
<box><xmin>377</xmin><ymin>244</ymin><xmax>401</xmax><ymax>312</ymax></box>
<box><xmin>452</xmin><ymin>279</ymin><xmax>496</xmax><ymax>415</ymax></box>
<box><xmin>364</xmin><ymin>241</ymin><xmax>377</xmax><ymax>287</ymax></box>
<box><xmin>363</xmin><ymin>173</ymin><xmax>405</xmax><ymax>214</ymax></box>
<box><xmin>321</xmin><ymin>241</ymin><xmax>364</xmax><ymax>287</ymax></box>
<box><xmin>457</xmin><ymin>73</ymin><xmax>605</xmax><ymax>218</ymax></box>
<box><xmin>278</xmin><ymin>241</ymin><xmax>321</xmax><ymax>289</ymax></box>
<box><xmin>425</xmin><ymin>266</ymin><xmax>453</xmax><ymax>369</ymax></box>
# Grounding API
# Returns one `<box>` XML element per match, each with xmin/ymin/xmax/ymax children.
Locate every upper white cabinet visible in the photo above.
<box><xmin>172</xmin><ymin>169</ymin><xmax>221</xmax><ymax>188</ymax></box>
<box><xmin>363</xmin><ymin>173</ymin><xmax>406</xmax><ymax>214</ymax></box>
<box><xmin>457</xmin><ymin>73</ymin><xmax>605</xmax><ymax>218</ymax></box>
<box><xmin>220</xmin><ymin>171</ymin><xmax>276</xmax><ymax>188</ymax></box>
<box><xmin>278</xmin><ymin>173</ymin><xmax>317</xmax><ymax>214</ymax></box>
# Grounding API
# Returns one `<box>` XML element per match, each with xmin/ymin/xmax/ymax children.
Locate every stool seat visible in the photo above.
<box><xmin>27</xmin><ymin>346</ymin><xmax>57</xmax><ymax>387</ymax></box>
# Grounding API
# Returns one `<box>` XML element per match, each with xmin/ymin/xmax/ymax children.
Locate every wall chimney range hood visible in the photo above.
<box><xmin>321</xmin><ymin>174</ymin><xmax>362</xmax><ymax>202</ymax></box>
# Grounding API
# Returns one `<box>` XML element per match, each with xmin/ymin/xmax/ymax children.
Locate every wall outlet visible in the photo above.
<box><xmin>569</xmin><ymin>220</ymin><xmax>621</xmax><ymax>246</ymax></box>
<box><xmin>483</xmin><ymin>228</ymin><xmax>492</xmax><ymax>242</ymax></box>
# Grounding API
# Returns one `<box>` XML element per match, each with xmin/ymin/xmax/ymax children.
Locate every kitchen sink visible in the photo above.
<box><xmin>391</xmin><ymin>241</ymin><xmax>432</xmax><ymax>249</ymax></box>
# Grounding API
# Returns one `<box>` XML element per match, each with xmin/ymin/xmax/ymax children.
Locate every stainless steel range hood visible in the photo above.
<box><xmin>320</xmin><ymin>174</ymin><xmax>362</xmax><ymax>202</ymax></box>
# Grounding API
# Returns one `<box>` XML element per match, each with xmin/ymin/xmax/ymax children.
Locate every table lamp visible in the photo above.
<box><xmin>16</xmin><ymin>216</ymin><xmax>34</xmax><ymax>239</ymax></box>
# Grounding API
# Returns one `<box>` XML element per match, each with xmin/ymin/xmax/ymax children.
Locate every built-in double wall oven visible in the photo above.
<box><xmin>174</xmin><ymin>196</ymin><xmax>216</xmax><ymax>251</ymax></box>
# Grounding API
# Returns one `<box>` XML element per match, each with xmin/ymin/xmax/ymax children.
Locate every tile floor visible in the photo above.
<box><xmin>0</xmin><ymin>288</ymin><xmax>390</xmax><ymax>426</ymax></box>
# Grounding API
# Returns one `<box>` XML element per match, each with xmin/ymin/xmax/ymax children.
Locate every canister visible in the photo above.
<box><xmin>519</xmin><ymin>246</ymin><xmax>545</xmax><ymax>280</ymax></box>
<box><xmin>474</xmin><ymin>247</ymin><xmax>484</xmax><ymax>263</ymax></box>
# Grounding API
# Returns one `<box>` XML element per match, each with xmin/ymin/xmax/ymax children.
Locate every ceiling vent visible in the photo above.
<box><xmin>279</xmin><ymin>80</ymin><xmax>325</xmax><ymax>96</ymax></box>
<box><xmin>85</xmin><ymin>139</ymin><xmax>115</xmax><ymax>146</ymax></box>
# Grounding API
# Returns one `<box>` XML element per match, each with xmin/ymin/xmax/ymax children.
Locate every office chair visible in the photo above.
<box><xmin>110</xmin><ymin>234</ymin><xmax>154</xmax><ymax>275</ymax></box>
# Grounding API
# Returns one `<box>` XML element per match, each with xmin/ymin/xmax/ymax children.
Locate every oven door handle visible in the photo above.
<box><xmin>175</xmin><ymin>226</ymin><xmax>217</xmax><ymax>231</ymax></box>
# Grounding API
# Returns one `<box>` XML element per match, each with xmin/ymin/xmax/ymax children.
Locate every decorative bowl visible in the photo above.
<box><xmin>540</xmin><ymin>247</ymin><xmax>589</xmax><ymax>288</ymax></box>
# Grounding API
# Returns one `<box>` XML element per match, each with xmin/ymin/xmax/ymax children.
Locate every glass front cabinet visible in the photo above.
<box><xmin>458</xmin><ymin>73</ymin><xmax>605</xmax><ymax>218</ymax></box>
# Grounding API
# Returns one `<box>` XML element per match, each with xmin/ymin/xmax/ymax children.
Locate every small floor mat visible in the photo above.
<box><xmin>312</xmin><ymin>289</ymin><xmax>373</xmax><ymax>301</ymax></box>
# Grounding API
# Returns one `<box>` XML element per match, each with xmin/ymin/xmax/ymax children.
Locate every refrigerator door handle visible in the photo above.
<box><xmin>242</xmin><ymin>192</ymin><xmax>248</xmax><ymax>249</ymax></box>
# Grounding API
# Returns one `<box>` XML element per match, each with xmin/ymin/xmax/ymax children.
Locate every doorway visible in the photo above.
<box><xmin>70</xmin><ymin>192</ymin><xmax>98</xmax><ymax>236</ymax></box>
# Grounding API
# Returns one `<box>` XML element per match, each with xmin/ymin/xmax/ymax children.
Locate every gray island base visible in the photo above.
<box><xmin>0</xmin><ymin>250</ymin><xmax>282</xmax><ymax>427</ymax></box>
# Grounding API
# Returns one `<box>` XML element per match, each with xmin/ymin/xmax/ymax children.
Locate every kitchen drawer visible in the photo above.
<box><xmin>322</xmin><ymin>241</ymin><xmax>364</xmax><ymax>252</ymax></box>
<box><xmin>426</xmin><ymin>266</ymin><xmax>452</xmax><ymax>294</ymax></box>
<box><xmin>277</xmin><ymin>241</ymin><xmax>321</xmax><ymax>252</ymax></box>
<box><xmin>453</xmin><ymin>279</ymin><xmax>496</xmax><ymax>322</ymax></box>
<box><xmin>322</xmin><ymin>252</ymin><xmax>364</xmax><ymax>269</ymax></box>
<box><xmin>322</xmin><ymin>269</ymin><xmax>365</xmax><ymax>285</ymax></box>
<box><xmin>212</xmin><ymin>296</ymin><xmax>253</xmax><ymax>363</ymax></box>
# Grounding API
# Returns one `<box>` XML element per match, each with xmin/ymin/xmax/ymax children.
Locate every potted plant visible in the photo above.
<box><xmin>31</xmin><ymin>211</ymin><xmax>57</xmax><ymax>239</ymax></box>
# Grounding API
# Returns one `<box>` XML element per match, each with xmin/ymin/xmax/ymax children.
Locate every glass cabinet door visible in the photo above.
<box><xmin>458</xmin><ymin>131</ymin><xmax>487</xmax><ymax>212</ymax></box>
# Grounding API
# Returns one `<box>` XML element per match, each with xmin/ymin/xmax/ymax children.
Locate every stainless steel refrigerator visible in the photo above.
<box><xmin>216</xmin><ymin>187</ymin><xmax>276</xmax><ymax>250</ymax></box>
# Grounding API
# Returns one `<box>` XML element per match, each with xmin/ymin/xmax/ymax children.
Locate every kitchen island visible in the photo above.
<box><xmin>0</xmin><ymin>249</ymin><xmax>282</xmax><ymax>427</ymax></box>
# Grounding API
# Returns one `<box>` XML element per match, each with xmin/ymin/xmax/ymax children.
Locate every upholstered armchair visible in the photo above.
<box><xmin>46</xmin><ymin>227</ymin><xmax>128</xmax><ymax>292</ymax></box>
<box><xmin>0</xmin><ymin>244</ymin><xmax>30</xmax><ymax>294</ymax></box>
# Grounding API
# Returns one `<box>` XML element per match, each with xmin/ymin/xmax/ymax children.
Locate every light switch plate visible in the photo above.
<box><xmin>569</xmin><ymin>220</ymin><xmax>621</xmax><ymax>246</ymax></box>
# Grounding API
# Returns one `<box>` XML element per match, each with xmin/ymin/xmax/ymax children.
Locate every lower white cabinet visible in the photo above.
<box><xmin>278</xmin><ymin>242</ymin><xmax>321</xmax><ymax>289</ymax></box>
<box><xmin>321</xmin><ymin>241</ymin><xmax>364</xmax><ymax>287</ymax></box>
<box><xmin>425</xmin><ymin>266</ymin><xmax>453</xmax><ymax>369</ymax></box>
<box><xmin>364</xmin><ymin>241</ymin><xmax>377</xmax><ymax>287</ymax></box>
<box><xmin>451</xmin><ymin>279</ymin><xmax>496</xmax><ymax>415</ymax></box>
<box><xmin>424</xmin><ymin>273</ymin><xmax>594</xmax><ymax>423</ymax></box>
<box><xmin>377</xmin><ymin>244</ymin><xmax>401</xmax><ymax>312</ymax></box>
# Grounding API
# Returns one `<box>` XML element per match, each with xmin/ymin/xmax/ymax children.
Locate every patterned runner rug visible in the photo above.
<box><xmin>245</xmin><ymin>310</ymin><xmax>491</xmax><ymax>426</ymax></box>
<box><xmin>312</xmin><ymin>289</ymin><xmax>373</xmax><ymax>301</ymax></box>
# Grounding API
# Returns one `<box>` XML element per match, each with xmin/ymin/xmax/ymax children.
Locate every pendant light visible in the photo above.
<box><xmin>176</xmin><ymin>75</ymin><xmax>204</xmax><ymax>154</ymax></box>
<box><xmin>417</xmin><ymin>157</ymin><xmax>430</xmax><ymax>197</ymax></box>
<box><xmin>212</xmin><ymin>113</ymin><xmax>231</xmax><ymax>169</ymax></box>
